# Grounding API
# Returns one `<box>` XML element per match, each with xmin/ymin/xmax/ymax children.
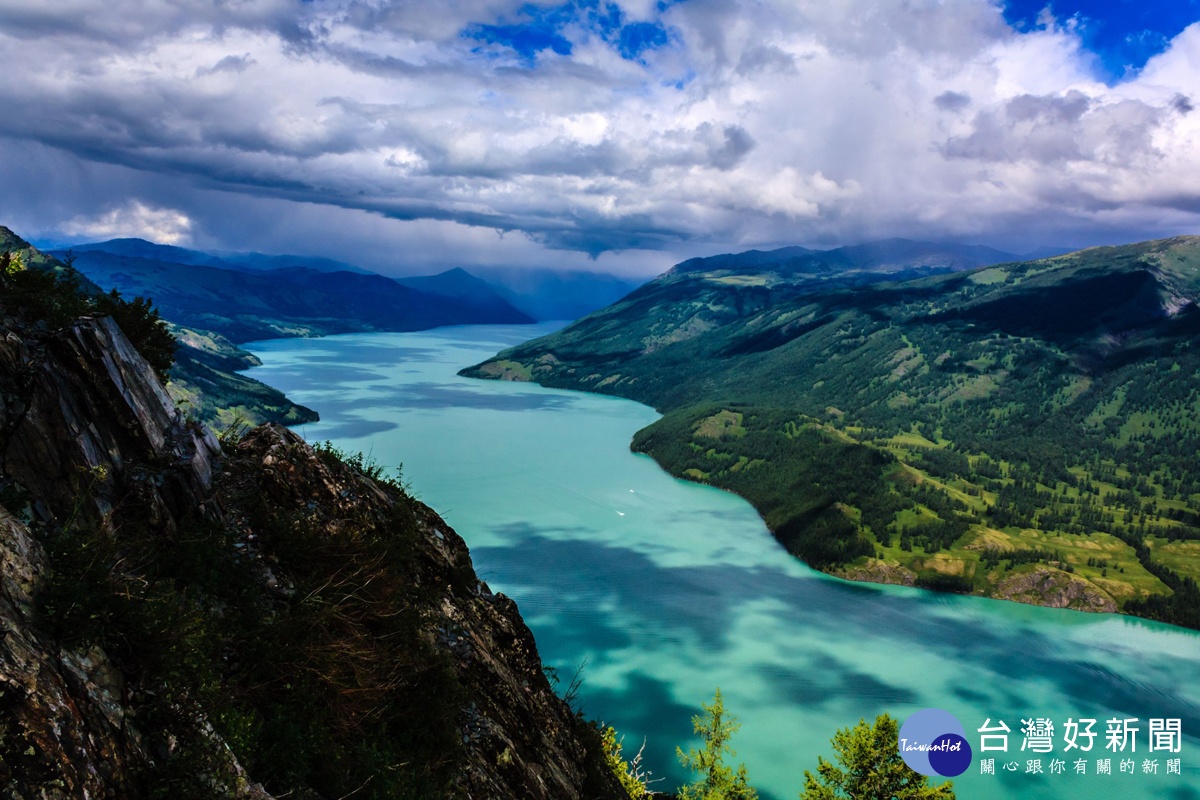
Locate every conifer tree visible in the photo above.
<box><xmin>676</xmin><ymin>688</ymin><xmax>757</xmax><ymax>800</ymax></box>
<box><xmin>801</xmin><ymin>714</ymin><xmax>955</xmax><ymax>800</ymax></box>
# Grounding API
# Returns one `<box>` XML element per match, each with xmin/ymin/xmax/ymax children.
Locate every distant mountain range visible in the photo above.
<box><xmin>60</xmin><ymin>237</ymin><xmax>643</xmax><ymax>322</ymax></box>
<box><xmin>671</xmin><ymin>237</ymin><xmax>1019</xmax><ymax>276</ymax></box>
<box><xmin>55</xmin><ymin>246</ymin><xmax>534</xmax><ymax>343</ymax></box>
<box><xmin>468</xmin><ymin>266</ymin><xmax>645</xmax><ymax>321</ymax></box>
<box><xmin>0</xmin><ymin>227</ymin><xmax>319</xmax><ymax>428</ymax></box>
<box><xmin>69</xmin><ymin>238</ymin><xmax>375</xmax><ymax>274</ymax></box>
<box><xmin>25</xmin><ymin>233</ymin><xmax>653</xmax><ymax>425</ymax></box>
<box><xmin>465</xmin><ymin>236</ymin><xmax>1200</xmax><ymax>629</ymax></box>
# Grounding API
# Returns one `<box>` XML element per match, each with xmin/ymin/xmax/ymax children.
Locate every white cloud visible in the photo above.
<box><xmin>61</xmin><ymin>201</ymin><xmax>193</xmax><ymax>244</ymax></box>
<box><xmin>0</xmin><ymin>0</ymin><xmax>1198</xmax><ymax>267</ymax></box>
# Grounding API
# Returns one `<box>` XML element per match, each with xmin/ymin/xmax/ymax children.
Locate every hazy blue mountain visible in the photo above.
<box><xmin>672</xmin><ymin>237</ymin><xmax>1017</xmax><ymax>276</ymax></box>
<box><xmin>64</xmin><ymin>238</ymin><xmax>646</xmax><ymax>322</ymax></box>
<box><xmin>56</xmin><ymin>249</ymin><xmax>534</xmax><ymax>342</ymax></box>
<box><xmin>396</xmin><ymin>267</ymin><xmax>510</xmax><ymax>302</ymax></box>
<box><xmin>473</xmin><ymin>266</ymin><xmax>645</xmax><ymax>321</ymax></box>
<box><xmin>395</xmin><ymin>267</ymin><xmax>547</xmax><ymax>324</ymax></box>
<box><xmin>216</xmin><ymin>250</ymin><xmax>374</xmax><ymax>274</ymax></box>
<box><xmin>69</xmin><ymin>238</ymin><xmax>243</xmax><ymax>269</ymax></box>
<box><xmin>67</xmin><ymin>238</ymin><xmax>375</xmax><ymax>274</ymax></box>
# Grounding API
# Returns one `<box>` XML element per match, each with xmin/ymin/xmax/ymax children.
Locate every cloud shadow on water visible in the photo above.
<box><xmin>306</xmin><ymin>418</ymin><xmax>399</xmax><ymax>439</ymax></box>
<box><xmin>252</xmin><ymin>363</ymin><xmax>386</xmax><ymax>389</ymax></box>
<box><xmin>756</xmin><ymin>653</ymin><xmax>918</xmax><ymax>710</ymax></box>
<box><xmin>368</xmin><ymin>381</ymin><xmax>581</xmax><ymax>412</ymax></box>
<box><xmin>475</xmin><ymin>522</ymin><xmax>1200</xmax><ymax>744</ymax></box>
<box><xmin>297</xmin><ymin>343</ymin><xmax>440</xmax><ymax>365</ymax></box>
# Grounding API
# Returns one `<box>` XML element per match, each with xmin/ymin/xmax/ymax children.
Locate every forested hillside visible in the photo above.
<box><xmin>466</xmin><ymin>237</ymin><xmax>1200</xmax><ymax>628</ymax></box>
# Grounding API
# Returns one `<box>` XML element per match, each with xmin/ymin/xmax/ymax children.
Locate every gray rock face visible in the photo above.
<box><xmin>995</xmin><ymin>566</ymin><xmax>1118</xmax><ymax>613</ymax></box>
<box><xmin>0</xmin><ymin>505</ymin><xmax>148</xmax><ymax>799</ymax></box>
<box><xmin>234</xmin><ymin>425</ymin><xmax>619</xmax><ymax>800</ymax></box>
<box><xmin>0</xmin><ymin>314</ymin><xmax>220</xmax><ymax>529</ymax></box>
<box><xmin>0</xmin><ymin>314</ymin><xmax>266</xmax><ymax>799</ymax></box>
<box><xmin>0</xmin><ymin>310</ymin><xmax>623</xmax><ymax>799</ymax></box>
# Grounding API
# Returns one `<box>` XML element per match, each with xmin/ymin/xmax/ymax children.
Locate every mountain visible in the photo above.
<box><xmin>465</xmin><ymin>236</ymin><xmax>1200</xmax><ymax>629</ymax></box>
<box><xmin>63</xmin><ymin>238</ymin><xmax>642</xmax><ymax>323</ymax></box>
<box><xmin>472</xmin><ymin>266</ymin><xmax>645</xmax><ymax>321</ymax></box>
<box><xmin>671</xmin><ymin>237</ymin><xmax>1016</xmax><ymax>276</ymax></box>
<box><xmin>167</xmin><ymin>324</ymin><xmax>319</xmax><ymax>428</ymax></box>
<box><xmin>0</xmin><ymin>228</ymin><xmax>316</xmax><ymax>428</ymax></box>
<box><xmin>395</xmin><ymin>267</ymin><xmax>534</xmax><ymax>321</ymax></box>
<box><xmin>56</xmin><ymin>249</ymin><xmax>535</xmax><ymax>342</ymax></box>
<box><xmin>217</xmin><ymin>250</ymin><xmax>374</xmax><ymax>274</ymax></box>
<box><xmin>69</xmin><ymin>237</ymin><xmax>244</xmax><ymax>269</ymax></box>
<box><xmin>68</xmin><ymin>238</ymin><xmax>375</xmax><ymax>275</ymax></box>
<box><xmin>0</xmin><ymin>244</ymin><xmax>627</xmax><ymax>800</ymax></box>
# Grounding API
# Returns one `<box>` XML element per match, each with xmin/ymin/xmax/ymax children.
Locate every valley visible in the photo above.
<box><xmin>244</xmin><ymin>323</ymin><xmax>1200</xmax><ymax>800</ymax></box>
<box><xmin>465</xmin><ymin>237</ymin><xmax>1200</xmax><ymax>627</ymax></box>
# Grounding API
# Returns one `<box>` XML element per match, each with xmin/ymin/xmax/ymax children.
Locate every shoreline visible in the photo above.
<box><xmin>471</xmin><ymin>366</ymin><xmax>1190</xmax><ymax>631</ymax></box>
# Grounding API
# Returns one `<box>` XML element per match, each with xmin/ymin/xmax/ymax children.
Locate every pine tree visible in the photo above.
<box><xmin>676</xmin><ymin>688</ymin><xmax>757</xmax><ymax>800</ymax></box>
<box><xmin>801</xmin><ymin>714</ymin><xmax>955</xmax><ymax>800</ymax></box>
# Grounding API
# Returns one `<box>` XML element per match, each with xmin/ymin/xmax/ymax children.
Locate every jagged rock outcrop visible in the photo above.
<box><xmin>0</xmin><ymin>313</ymin><xmax>221</xmax><ymax>528</ymax></box>
<box><xmin>994</xmin><ymin>566</ymin><xmax>1118</xmax><ymax>612</ymax></box>
<box><xmin>0</xmin><ymin>306</ymin><xmax>625</xmax><ymax>798</ymax></box>
<box><xmin>232</xmin><ymin>425</ymin><xmax>616</xmax><ymax>799</ymax></box>
<box><xmin>0</xmin><ymin>503</ymin><xmax>149</xmax><ymax>800</ymax></box>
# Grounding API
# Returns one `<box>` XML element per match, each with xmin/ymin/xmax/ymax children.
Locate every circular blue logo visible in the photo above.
<box><xmin>898</xmin><ymin>708</ymin><xmax>973</xmax><ymax>777</ymax></box>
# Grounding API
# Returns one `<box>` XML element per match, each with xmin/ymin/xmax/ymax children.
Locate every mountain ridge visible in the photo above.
<box><xmin>670</xmin><ymin>237</ymin><xmax>1018</xmax><ymax>276</ymax></box>
<box><xmin>53</xmin><ymin>236</ymin><xmax>647</xmax><ymax>323</ymax></box>
<box><xmin>464</xmin><ymin>234</ymin><xmax>1200</xmax><ymax>629</ymax></box>
<box><xmin>0</xmin><ymin>229</ymin><xmax>319</xmax><ymax>429</ymax></box>
<box><xmin>54</xmin><ymin>248</ymin><xmax>536</xmax><ymax>343</ymax></box>
<box><xmin>0</xmin><ymin>239</ymin><xmax>627</xmax><ymax>800</ymax></box>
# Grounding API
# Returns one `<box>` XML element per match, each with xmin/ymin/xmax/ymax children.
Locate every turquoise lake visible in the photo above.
<box><xmin>246</xmin><ymin>323</ymin><xmax>1200</xmax><ymax>800</ymax></box>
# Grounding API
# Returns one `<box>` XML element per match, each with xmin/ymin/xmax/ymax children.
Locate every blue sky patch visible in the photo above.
<box><xmin>469</xmin><ymin>22</ymin><xmax>573</xmax><ymax>60</ymax></box>
<box><xmin>464</xmin><ymin>0</ymin><xmax>673</xmax><ymax>64</ymax></box>
<box><xmin>1002</xmin><ymin>0</ymin><xmax>1200</xmax><ymax>80</ymax></box>
<box><xmin>619</xmin><ymin>21</ymin><xmax>669</xmax><ymax>60</ymax></box>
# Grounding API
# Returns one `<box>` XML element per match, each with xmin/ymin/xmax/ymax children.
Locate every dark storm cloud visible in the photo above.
<box><xmin>195</xmin><ymin>54</ymin><xmax>256</xmax><ymax>77</ymax></box>
<box><xmin>944</xmin><ymin>91</ymin><xmax>1095</xmax><ymax>163</ymax></box>
<box><xmin>699</xmin><ymin>124</ymin><xmax>756</xmax><ymax>170</ymax></box>
<box><xmin>735</xmin><ymin>44</ymin><xmax>799</xmax><ymax>76</ymax></box>
<box><xmin>934</xmin><ymin>90</ymin><xmax>972</xmax><ymax>111</ymax></box>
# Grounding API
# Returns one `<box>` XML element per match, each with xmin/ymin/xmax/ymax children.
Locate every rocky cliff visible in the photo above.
<box><xmin>0</xmin><ymin>301</ymin><xmax>624</xmax><ymax>797</ymax></box>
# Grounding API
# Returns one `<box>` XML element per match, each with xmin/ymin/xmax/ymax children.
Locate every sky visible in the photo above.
<box><xmin>1</xmin><ymin>0</ymin><xmax>1199</xmax><ymax>277</ymax></box>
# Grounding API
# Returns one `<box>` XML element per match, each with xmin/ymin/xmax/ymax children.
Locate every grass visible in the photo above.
<box><xmin>695</xmin><ymin>410</ymin><xmax>746</xmax><ymax>439</ymax></box>
<box><xmin>1148</xmin><ymin>538</ymin><xmax>1200</xmax><ymax>582</ymax></box>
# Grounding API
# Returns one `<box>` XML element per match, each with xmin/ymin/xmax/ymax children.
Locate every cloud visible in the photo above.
<box><xmin>934</xmin><ymin>91</ymin><xmax>972</xmax><ymax>112</ymax></box>
<box><xmin>195</xmin><ymin>54</ymin><xmax>256</xmax><ymax>77</ymax></box>
<box><xmin>61</xmin><ymin>201</ymin><xmax>193</xmax><ymax>245</ymax></box>
<box><xmin>0</xmin><ymin>0</ymin><xmax>1198</xmax><ymax>266</ymax></box>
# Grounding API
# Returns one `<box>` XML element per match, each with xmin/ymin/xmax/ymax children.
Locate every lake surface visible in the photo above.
<box><xmin>247</xmin><ymin>323</ymin><xmax>1200</xmax><ymax>800</ymax></box>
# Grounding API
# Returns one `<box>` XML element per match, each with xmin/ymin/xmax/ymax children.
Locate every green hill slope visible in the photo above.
<box><xmin>465</xmin><ymin>236</ymin><xmax>1200</xmax><ymax>628</ymax></box>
